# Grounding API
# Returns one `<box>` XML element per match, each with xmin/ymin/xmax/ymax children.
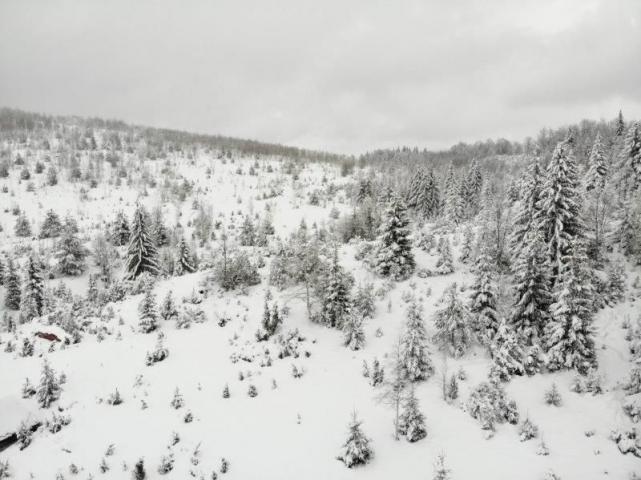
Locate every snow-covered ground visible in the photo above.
<box><xmin>1</xmin><ymin>144</ymin><xmax>640</xmax><ymax>480</ymax></box>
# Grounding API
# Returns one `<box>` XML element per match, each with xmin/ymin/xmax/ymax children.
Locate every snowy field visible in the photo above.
<box><xmin>0</xmin><ymin>118</ymin><xmax>640</xmax><ymax>480</ymax></box>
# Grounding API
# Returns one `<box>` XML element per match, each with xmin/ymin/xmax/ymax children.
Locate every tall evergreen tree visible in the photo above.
<box><xmin>111</xmin><ymin>211</ymin><xmax>130</xmax><ymax>246</ymax></box>
<box><xmin>315</xmin><ymin>247</ymin><xmax>353</xmax><ymax>328</ymax></box>
<box><xmin>124</xmin><ymin>204</ymin><xmax>160</xmax><ymax>280</ymax></box>
<box><xmin>489</xmin><ymin>320</ymin><xmax>525</xmax><ymax>382</ymax></box>
<box><xmin>615</xmin><ymin>110</ymin><xmax>626</xmax><ymax>137</ymax></box>
<box><xmin>469</xmin><ymin>241</ymin><xmax>499</xmax><ymax>343</ymax></box>
<box><xmin>406</xmin><ymin>168</ymin><xmax>440</xmax><ymax>219</ymax></box>
<box><xmin>510</xmin><ymin>161</ymin><xmax>543</xmax><ymax>262</ymax></box>
<box><xmin>174</xmin><ymin>237</ymin><xmax>195</xmax><ymax>275</ymax></box>
<box><xmin>37</xmin><ymin>359</ymin><xmax>61</xmax><ymax>408</ymax></box>
<box><xmin>585</xmin><ymin>133</ymin><xmax>607</xmax><ymax>192</ymax></box>
<box><xmin>509</xmin><ymin>231</ymin><xmax>551</xmax><ymax>345</ymax></box>
<box><xmin>4</xmin><ymin>258</ymin><xmax>21</xmax><ymax>310</ymax></box>
<box><xmin>374</xmin><ymin>195</ymin><xmax>415</xmax><ymax>281</ymax></box>
<box><xmin>536</xmin><ymin>140</ymin><xmax>584</xmax><ymax>284</ymax></box>
<box><xmin>55</xmin><ymin>223</ymin><xmax>88</xmax><ymax>276</ymax></box>
<box><xmin>433</xmin><ymin>284</ymin><xmax>472</xmax><ymax>358</ymax></box>
<box><xmin>545</xmin><ymin>242</ymin><xmax>596</xmax><ymax>374</ymax></box>
<box><xmin>400</xmin><ymin>302</ymin><xmax>434</xmax><ymax>382</ymax></box>
<box><xmin>14</xmin><ymin>212</ymin><xmax>31</xmax><ymax>237</ymax></box>
<box><xmin>20</xmin><ymin>257</ymin><xmax>44</xmax><ymax>322</ymax></box>
<box><xmin>620</xmin><ymin>122</ymin><xmax>641</xmax><ymax>193</ymax></box>
<box><xmin>398</xmin><ymin>386</ymin><xmax>427</xmax><ymax>442</ymax></box>
<box><xmin>151</xmin><ymin>206</ymin><xmax>169</xmax><ymax>247</ymax></box>
<box><xmin>39</xmin><ymin>209</ymin><xmax>62</xmax><ymax>239</ymax></box>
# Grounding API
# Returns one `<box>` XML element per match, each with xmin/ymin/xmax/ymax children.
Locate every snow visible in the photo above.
<box><xmin>0</xmin><ymin>146</ymin><xmax>640</xmax><ymax>480</ymax></box>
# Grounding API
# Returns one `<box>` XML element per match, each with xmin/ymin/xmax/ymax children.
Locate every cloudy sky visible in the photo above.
<box><xmin>1</xmin><ymin>0</ymin><xmax>640</xmax><ymax>154</ymax></box>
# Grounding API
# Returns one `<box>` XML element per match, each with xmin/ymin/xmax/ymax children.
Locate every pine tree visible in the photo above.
<box><xmin>37</xmin><ymin>359</ymin><xmax>61</xmax><ymax>408</ymax></box>
<box><xmin>124</xmin><ymin>204</ymin><xmax>160</xmax><ymax>280</ymax></box>
<box><xmin>510</xmin><ymin>161</ymin><xmax>543</xmax><ymax>262</ymax></box>
<box><xmin>0</xmin><ymin>256</ymin><xmax>4</xmax><ymax>286</ymax></box>
<box><xmin>39</xmin><ymin>209</ymin><xmax>62</xmax><ymax>239</ymax></box>
<box><xmin>459</xmin><ymin>225</ymin><xmax>474</xmax><ymax>263</ymax></box>
<box><xmin>14</xmin><ymin>212</ymin><xmax>31</xmax><ymax>237</ymax></box>
<box><xmin>337</xmin><ymin>412</ymin><xmax>373</xmax><ymax>468</ymax></box>
<box><xmin>400</xmin><ymin>302</ymin><xmax>434</xmax><ymax>381</ymax></box>
<box><xmin>445</xmin><ymin>176</ymin><xmax>465</xmax><ymax>225</ymax></box>
<box><xmin>621</xmin><ymin>121</ymin><xmax>641</xmax><ymax>192</ymax></box>
<box><xmin>464</xmin><ymin>159</ymin><xmax>483</xmax><ymax>218</ymax></box>
<box><xmin>174</xmin><ymin>237</ymin><xmax>195</xmax><ymax>275</ymax></box>
<box><xmin>433</xmin><ymin>283</ymin><xmax>472</xmax><ymax>358</ymax></box>
<box><xmin>315</xmin><ymin>247</ymin><xmax>353</xmax><ymax>328</ymax></box>
<box><xmin>343</xmin><ymin>313</ymin><xmax>365</xmax><ymax>350</ymax></box>
<box><xmin>509</xmin><ymin>231</ymin><xmax>551</xmax><ymax>345</ymax></box>
<box><xmin>55</xmin><ymin>223</ymin><xmax>87</xmax><ymax>276</ymax></box>
<box><xmin>615</xmin><ymin>110</ymin><xmax>626</xmax><ymax>137</ymax></box>
<box><xmin>20</xmin><ymin>257</ymin><xmax>44</xmax><ymax>321</ymax></box>
<box><xmin>133</xmin><ymin>459</ymin><xmax>146</xmax><ymax>480</ymax></box>
<box><xmin>469</xmin><ymin>241</ymin><xmax>499</xmax><ymax>343</ymax></box>
<box><xmin>151</xmin><ymin>206</ymin><xmax>169</xmax><ymax>247</ymax></box>
<box><xmin>111</xmin><ymin>211</ymin><xmax>130</xmax><ymax>246</ymax></box>
<box><xmin>536</xmin><ymin>140</ymin><xmax>584</xmax><ymax>284</ymax></box>
<box><xmin>239</xmin><ymin>215</ymin><xmax>256</xmax><ymax>246</ymax></box>
<box><xmin>138</xmin><ymin>288</ymin><xmax>159</xmax><ymax>333</ymax></box>
<box><xmin>435</xmin><ymin>237</ymin><xmax>454</xmax><ymax>275</ymax></box>
<box><xmin>489</xmin><ymin>320</ymin><xmax>525</xmax><ymax>382</ymax></box>
<box><xmin>545</xmin><ymin>242</ymin><xmax>596</xmax><ymax>374</ymax></box>
<box><xmin>159</xmin><ymin>290</ymin><xmax>178</xmax><ymax>322</ymax></box>
<box><xmin>585</xmin><ymin>133</ymin><xmax>607</xmax><ymax>191</ymax></box>
<box><xmin>4</xmin><ymin>258</ymin><xmax>21</xmax><ymax>310</ymax></box>
<box><xmin>374</xmin><ymin>195</ymin><xmax>415</xmax><ymax>281</ymax></box>
<box><xmin>406</xmin><ymin>168</ymin><xmax>440</xmax><ymax>219</ymax></box>
<box><xmin>398</xmin><ymin>387</ymin><xmax>427</xmax><ymax>442</ymax></box>
<box><xmin>46</xmin><ymin>166</ymin><xmax>58</xmax><ymax>186</ymax></box>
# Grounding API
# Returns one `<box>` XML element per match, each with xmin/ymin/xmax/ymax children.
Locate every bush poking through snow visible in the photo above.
<box><xmin>145</xmin><ymin>332</ymin><xmax>169</xmax><ymax>366</ymax></box>
<box><xmin>157</xmin><ymin>454</ymin><xmax>174</xmax><ymax>475</ymax></box>
<box><xmin>17</xmin><ymin>420</ymin><xmax>32</xmax><ymax>450</ymax></box>
<box><xmin>132</xmin><ymin>459</ymin><xmax>146</xmax><ymax>480</ymax></box>
<box><xmin>170</xmin><ymin>388</ymin><xmax>184</xmax><ymax>409</ymax></box>
<box><xmin>337</xmin><ymin>412</ymin><xmax>373</xmax><ymax>468</ymax></box>
<box><xmin>519</xmin><ymin>417</ymin><xmax>539</xmax><ymax>441</ymax></box>
<box><xmin>432</xmin><ymin>454</ymin><xmax>451</xmax><ymax>480</ymax></box>
<box><xmin>467</xmin><ymin>381</ymin><xmax>519</xmax><ymax>434</ymax></box>
<box><xmin>545</xmin><ymin>383</ymin><xmax>562</xmax><ymax>406</ymax></box>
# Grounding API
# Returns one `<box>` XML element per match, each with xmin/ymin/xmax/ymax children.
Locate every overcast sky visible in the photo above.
<box><xmin>1</xmin><ymin>0</ymin><xmax>640</xmax><ymax>154</ymax></box>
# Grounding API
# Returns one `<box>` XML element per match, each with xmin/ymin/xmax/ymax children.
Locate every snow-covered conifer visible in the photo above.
<box><xmin>374</xmin><ymin>195</ymin><xmax>415</xmax><ymax>281</ymax></box>
<box><xmin>138</xmin><ymin>288</ymin><xmax>159</xmax><ymax>333</ymax></box>
<box><xmin>400</xmin><ymin>302</ymin><xmax>433</xmax><ymax>381</ymax></box>
<box><xmin>337</xmin><ymin>412</ymin><xmax>373</xmax><ymax>468</ymax></box>
<box><xmin>124</xmin><ymin>204</ymin><xmax>161</xmax><ymax>280</ymax></box>
<box><xmin>433</xmin><ymin>284</ymin><xmax>472</xmax><ymax>358</ymax></box>
<box><xmin>398</xmin><ymin>387</ymin><xmax>427</xmax><ymax>442</ymax></box>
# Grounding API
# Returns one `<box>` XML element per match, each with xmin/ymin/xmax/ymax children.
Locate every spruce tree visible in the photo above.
<box><xmin>111</xmin><ymin>211</ymin><xmax>130</xmax><ymax>246</ymax></box>
<box><xmin>124</xmin><ymin>204</ymin><xmax>160</xmax><ymax>280</ymax></box>
<box><xmin>400</xmin><ymin>302</ymin><xmax>434</xmax><ymax>382</ymax></box>
<box><xmin>343</xmin><ymin>313</ymin><xmax>365</xmax><ymax>350</ymax></box>
<box><xmin>374</xmin><ymin>195</ymin><xmax>415</xmax><ymax>281</ymax></box>
<box><xmin>239</xmin><ymin>215</ymin><xmax>256</xmax><ymax>246</ymax></box>
<box><xmin>510</xmin><ymin>161</ymin><xmax>543</xmax><ymax>263</ymax></box>
<box><xmin>489</xmin><ymin>320</ymin><xmax>525</xmax><ymax>382</ymax></box>
<box><xmin>20</xmin><ymin>257</ymin><xmax>44</xmax><ymax>322</ymax></box>
<box><xmin>509</xmin><ymin>231</ymin><xmax>551</xmax><ymax>345</ymax></box>
<box><xmin>37</xmin><ymin>359</ymin><xmax>61</xmax><ymax>408</ymax></box>
<box><xmin>406</xmin><ymin>168</ymin><xmax>440</xmax><ymax>219</ymax></box>
<box><xmin>14</xmin><ymin>212</ymin><xmax>32</xmax><ymax>237</ymax></box>
<box><xmin>55</xmin><ymin>223</ymin><xmax>87</xmax><ymax>276</ymax></box>
<box><xmin>536</xmin><ymin>140</ymin><xmax>584</xmax><ymax>284</ymax></box>
<box><xmin>398</xmin><ymin>387</ymin><xmax>427</xmax><ymax>442</ymax></box>
<box><xmin>4</xmin><ymin>258</ymin><xmax>21</xmax><ymax>310</ymax></box>
<box><xmin>159</xmin><ymin>290</ymin><xmax>178</xmax><ymax>322</ymax></box>
<box><xmin>138</xmin><ymin>288</ymin><xmax>159</xmax><ymax>333</ymax></box>
<box><xmin>585</xmin><ymin>133</ymin><xmax>607</xmax><ymax>192</ymax></box>
<box><xmin>469</xmin><ymin>241</ymin><xmax>499</xmax><ymax>343</ymax></box>
<box><xmin>433</xmin><ymin>283</ymin><xmax>472</xmax><ymax>358</ymax></box>
<box><xmin>615</xmin><ymin>110</ymin><xmax>626</xmax><ymax>137</ymax></box>
<box><xmin>39</xmin><ymin>209</ymin><xmax>62</xmax><ymax>239</ymax></box>
<box><xmin>337</xmin><ymin>412</ymin><xmax>373</xmax><ymax>468</ymax></box>
<box><xmin>315</xmin><ymin>247</ymin><xmax>353</xmax><ymax>328</ymax></box>
<box><xmin>621</xmin><ymin>121</ymin><xmax>641</xmax><ymax>192</ymax></box>
<box><xmin>0</xmin><ymin>256</ymin><xmax>4</xmax><ymax>286</ymax></box>
<box><xmin>174</xmin><ymin>237</ymin><xmax>195</xmax><ymax>275</ymax></box>
<box><xmin>435</xmin><ymin>237</ymin><xmax>454</xmax><ymax>275</ymax></box>
<box><xmin>545</xmin><ymin>242</ymin><xmax>596</xmax><ymax>374</ymax></box>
